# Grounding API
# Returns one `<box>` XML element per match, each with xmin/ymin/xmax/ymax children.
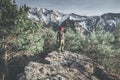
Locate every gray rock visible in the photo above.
<box><xmin>24</xmin><ymin>51</ymin><xmax>98</xmax><ymax>80</ymax></box>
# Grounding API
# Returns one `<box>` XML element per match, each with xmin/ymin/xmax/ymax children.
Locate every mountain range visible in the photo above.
<box><xmin>27</xmin><ymin>8</ymin><xmax>120</xmax><ymax>34</ymax></box>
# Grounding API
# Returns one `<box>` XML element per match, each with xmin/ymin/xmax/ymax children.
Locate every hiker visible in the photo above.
<box><xmin>57</xmin><ymin>26</ymin><xmax>65</xmax><ymax>53</ymax></box>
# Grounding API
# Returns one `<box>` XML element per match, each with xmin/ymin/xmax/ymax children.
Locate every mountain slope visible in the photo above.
<box><xmin>27</xmin><ymin>8</ymin><xmax>120</xmax><ymax>33</ymax></box>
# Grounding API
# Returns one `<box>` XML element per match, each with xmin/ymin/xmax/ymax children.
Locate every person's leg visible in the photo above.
<box><xmin>61</xmin><ymin>40</ymin><xmax>64</xmax><ymax>53</ymax></box>
<box><xmin>58</xmin><ymin>40</ymin><xmax>62</xmax><ymax>53</ymax></box>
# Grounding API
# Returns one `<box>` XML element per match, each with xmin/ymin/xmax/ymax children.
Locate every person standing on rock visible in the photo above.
<box><xmin>57</xmin><ymin>26</ymin><xmax>65</xmax><ymax>53</ymax></box>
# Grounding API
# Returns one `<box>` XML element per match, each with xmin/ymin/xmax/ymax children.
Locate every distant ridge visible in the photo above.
<box><xmin>27</xmin><ymin>7</ymin><xmax>120</xmax><ymax>33</ymax></box>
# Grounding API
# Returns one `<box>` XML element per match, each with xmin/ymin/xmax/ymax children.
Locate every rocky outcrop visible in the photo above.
<box><xmin>23</xmin><ymin>51</ymin><xmax>98</xmax><ymax>80</ymax></box>
<box><xmin>18</xmin><ymin>51</ymin><xmax>120</xmax><ymax>80</ymax></box>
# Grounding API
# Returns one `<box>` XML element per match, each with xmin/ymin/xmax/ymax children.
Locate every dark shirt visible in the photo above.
<box><xmin>57</xmin><ymin>31</ymin><xmax>64</xmax><ymax>41</ymax></box>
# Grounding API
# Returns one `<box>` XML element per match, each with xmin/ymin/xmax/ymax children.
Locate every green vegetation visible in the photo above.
<box><xmin>0</xmin><ymin>0</ymin><xmax>17</xmax><ymax>26</ymax></box>
<box><xmin>64</xmin><ymin>27</ymin><xmax>120</xmax><ymax>74</ymax></box>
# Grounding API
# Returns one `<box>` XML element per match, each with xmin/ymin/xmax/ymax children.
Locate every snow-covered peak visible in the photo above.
<box><xmin>69</xmin><ymin>13</ymin><xmax>87</xmax><ymax>21</ymax></box>
<box><xmin>28</xmin><ymin>8</ymin><xmax>65</xmax><ymax>25</ymax></box>
<box><xmin>27</xmin><ymin>8</ymin><xmax>120</xmax><ymax>33</ymax></box>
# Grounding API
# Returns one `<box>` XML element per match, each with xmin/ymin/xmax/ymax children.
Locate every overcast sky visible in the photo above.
<box><xmin>15</xmin><ymin>0</ymin><xmax>120</xmax><ymax>16</ymax></box>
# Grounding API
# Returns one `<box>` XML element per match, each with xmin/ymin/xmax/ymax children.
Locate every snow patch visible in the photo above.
<box><xmin>41</xmin><ymin>14</ymin><xmax>50</xmax><ymax>24</ymax></box>
<box><xmin>27</xmin><ymin>12</ymin><xmax>39</xmax><ymax>21</ymax></box>
<box><xmin>78</xmin><ymin>22</ymin><xmax>88</xmax><ymax>31</ymax></box>
<box><xmin>106</xmin><ymin>20</ymin><xmax>116</xmax><ymax>26</ymax></box>
<box><xmin>58</xmin><ymin>14</ymin><xmax>70</xmax><ymax>25</ymax></box>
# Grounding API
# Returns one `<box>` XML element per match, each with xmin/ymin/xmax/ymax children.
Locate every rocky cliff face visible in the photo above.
<box><xmin>27</xmin><ymin>8</ymin><xmax>120</xmax><ymax>33</ymax></box>
<box><xmin>17</xmin><ymin>51</ymin><xmax>120</xmax><ymax>80</ymax></box>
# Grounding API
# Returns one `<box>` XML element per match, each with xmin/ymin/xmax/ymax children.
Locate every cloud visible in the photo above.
<box><xmin>15</xmin><ymin>0</ymin><xmax>120</xmax><ymax>16</ymax></box>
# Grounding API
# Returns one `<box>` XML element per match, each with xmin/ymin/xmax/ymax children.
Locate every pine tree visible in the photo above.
<box><xmin>0</xmin><ymin>0</ymin><xmax>17</xmax><ymax>26</ymax></box>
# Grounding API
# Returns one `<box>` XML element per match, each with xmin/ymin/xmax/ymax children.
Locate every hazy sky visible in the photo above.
<box><xmin>15</xmin><ymin>0</ymin><xmax>120</xmax><ymax>16</ymax></box>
